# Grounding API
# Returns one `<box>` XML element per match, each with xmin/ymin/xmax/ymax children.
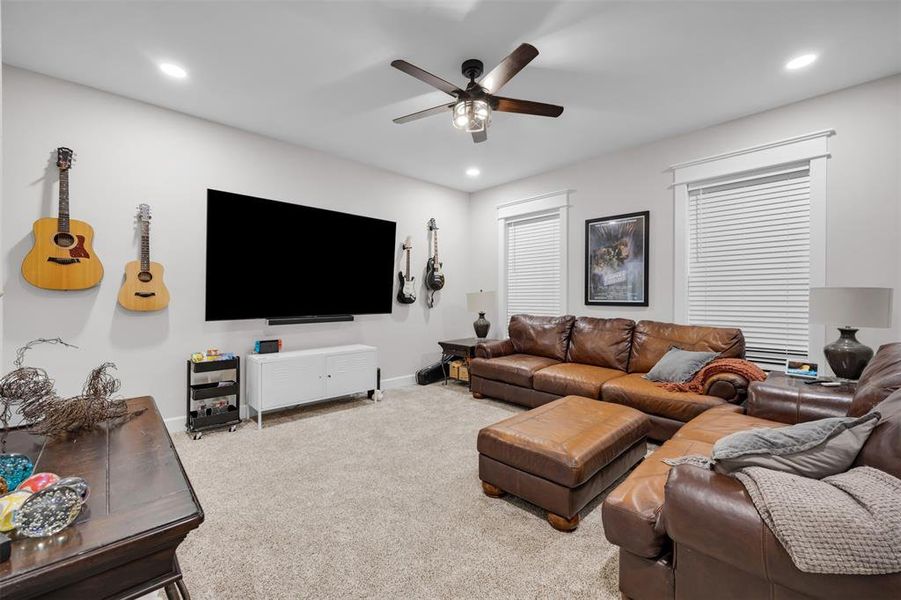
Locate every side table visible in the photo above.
<box><xmin>438</xmin><ymin>338</ymin><xmax>487</xmax><ymax>387</ymax></box>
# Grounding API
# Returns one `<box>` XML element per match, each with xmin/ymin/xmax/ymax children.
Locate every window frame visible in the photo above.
<box><xmin>671</xmin><ymin>130</ymin><xmax>833</xmax><ymax>369</ymax></box>
<box><xmin>496</xmin><ymin>191</ymin><xmax>570</xmax><ymax>326</ymax></box>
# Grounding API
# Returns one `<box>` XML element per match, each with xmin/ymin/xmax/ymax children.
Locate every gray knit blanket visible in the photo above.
<box><xmin>734</xmin><ymin>466</ymin><xmax>901</xmax><ymax>574</ymax></box>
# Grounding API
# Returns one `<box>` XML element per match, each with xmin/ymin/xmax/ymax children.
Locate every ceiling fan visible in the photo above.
<box><xmin>391</xmin><ymin>43</ymin><xmax>563</xmax><ymax>143</ymax></box>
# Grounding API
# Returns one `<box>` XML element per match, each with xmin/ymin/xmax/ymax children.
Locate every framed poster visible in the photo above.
<box><xmin>585</xmin><ymin>211</ymin><xmax>649</xmax><ymax>306</ymax></box>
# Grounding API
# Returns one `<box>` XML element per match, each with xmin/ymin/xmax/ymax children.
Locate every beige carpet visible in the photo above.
<box><xmin>172</xmin><ymin>383</ymin><xmax>623</xmax><ymax>599</ymax></box>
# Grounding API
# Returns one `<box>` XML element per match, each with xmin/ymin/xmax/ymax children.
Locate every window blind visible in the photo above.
<box><xmin>506</xmin><ymin>212</ymin><xmax>562</xmax><ymax>323</ymax></box>
<box><xmin>687</xmin><ymin>164</ymin><xmax>811</xmax><ymax>368</ymax></box>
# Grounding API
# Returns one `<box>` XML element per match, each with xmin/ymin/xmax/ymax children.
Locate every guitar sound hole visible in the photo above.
<box><xmin>138</xmin><ymin>271</ymin><xmax>153</xmax><ymax>283</ymax></box>
<box><xmin>54</xmin><ymin>232</ymin><xmax>75</xmax><ymax>248</ymax></box>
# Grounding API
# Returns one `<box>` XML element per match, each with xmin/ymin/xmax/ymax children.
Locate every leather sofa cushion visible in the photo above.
<box><xmin>477</xmin><ymin>396</ymin><xmax>648</xmax><ymax>488</ymax></box>
<box><xmin>628</xmin><ymin>320</ymin><xmax>744</xmax><ymax>374</ymax></box>
<box><xmin>469</xmin><ymin>354</ymin><xmax>559</xmax><ymax>388</ymax></box>
<box><xmin>849</xmin><ymin>342</ymin><xmax>901</xmax><ymax>416</ymax></box>
<box><xmin>567</xmin><ymin>317</ymin><xmax>635</xmax><ymax>370</ymax></box>
<box><xmin>533</xmin><ymin>363</ymin><xmax>626</xmax><ymax>399</ymax></box>
<box><xmin>602</xmin><ymin>373</ymin><xmax>731</xmax><ymax>423</ymax></box>
<box><xmin>603</xmin><ymin>406</ymin><xmax>783</xmax><ymax>558</ymax></box>
<box><xmin>508</xmin><ymin>314</ymin><xmax>576</xmax><ymax>361</ymax></box>
<box><xmin>673</xmin><ymin>407</ymin><xmax>787</xmax><ymax>445</ymax></box>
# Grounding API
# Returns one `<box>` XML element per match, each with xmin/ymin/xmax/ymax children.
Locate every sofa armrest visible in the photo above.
<box><xmin>475</xmin><ymin>339</ymin><xmax>515</xmax><ymax>359</ymax></box>
<box><xmin>746</xmin><ymin>376</ymin><xmax>855</xmax><ymax>424</ymax></box>
<box><xmin>663</xmin><ymin>465</ymin><xmax>901</xmax><ymax>598</ymax></box>
<box><xmin>703</xmin><ymin>373</ymin><xmax>749</xmax><ymax>404</ymax></box>
<box><xmin>663</xmin><ymin>465</ymin><xmax>773</xmax><ymax>580</ymax></box>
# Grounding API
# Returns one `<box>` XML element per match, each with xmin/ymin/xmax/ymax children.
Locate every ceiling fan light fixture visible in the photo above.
<box><xmin>453</xmin><ymin>99</ymin><xmax>490</xmax><ymax>133</ymax></box>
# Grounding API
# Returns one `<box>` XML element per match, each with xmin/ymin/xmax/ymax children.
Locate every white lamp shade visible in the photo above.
<box><xmin>809</xmin><ymin>287</ymin><xmax>893</xmax><ymax>328</ymax></box>
<box><xmin>467</xmin><ymin>291</ymin><xmax>496</xmax><ymax>313</ymax></box>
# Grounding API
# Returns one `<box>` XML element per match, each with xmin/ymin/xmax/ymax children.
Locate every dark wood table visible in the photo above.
<box><xmin>0</xmin><ymin>396</ymin><xmax>203</xmax><ymax>600</ymax></box>
<box><xmin>438</xmin><ymin>337</ymin><xmax>490</xmax><ymax>387</ymax></box>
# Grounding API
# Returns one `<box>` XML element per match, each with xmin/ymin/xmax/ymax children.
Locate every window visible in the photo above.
<box><xmin>496</xmin><ymin>192</ymin><xmax>569</xmax><ymax>325</ymax></box>
<box><xmin>505</xmin><ymin>213</ymin><xmax>562</xmax><ymax>322</ymax></box>
<box><xmin>672</xmin><ymin>130</ymin><xmax>831</xmax><ymax>369</ymax></box>
<box><xmin>687</xmin><ymin>164</ymin><xmax>811</xmax><ymax>367</ymax></box>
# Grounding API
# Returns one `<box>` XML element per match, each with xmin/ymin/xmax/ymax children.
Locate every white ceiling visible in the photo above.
<box><xmin>3</xmin><ymin>1</ymin><xmax>900</xmax><ymax>192</ymax></box>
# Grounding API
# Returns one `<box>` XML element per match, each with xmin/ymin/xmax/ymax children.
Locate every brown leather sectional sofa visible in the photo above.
<box><xmin>471</xmin><ymin>314</ymin><xmax>748</xmax><ymax>440</ymax></box>
<box><xmin>604</xmin><ymin>342</ymin><xmax>901</xmax><ymax>599</ymax></box>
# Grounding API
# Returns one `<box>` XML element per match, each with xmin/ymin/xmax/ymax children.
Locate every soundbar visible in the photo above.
<box><xmin>267</xmin><ymin>315</ymin><xmax>355</xmax><ymax>326</ymax></box>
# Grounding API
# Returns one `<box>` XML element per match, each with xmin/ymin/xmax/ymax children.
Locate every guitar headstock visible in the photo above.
<box><xmin>137</xmin><ymin>203</ymin><xmax>152</xmax><ymax>222</ymax></box>
<box><xmin>56</xmin><ymin>147</ymin><xmax>75</xmax><ymax>171</ymax></box>
<box><xmin>403</xmin><ymin>236</ymin><xmax>413</xmax><ymax>250</ymax></box>
<box><xmin>427</xmin><ymin>218</ymin><xmax>439</xmax><ymax>231</ymax></box>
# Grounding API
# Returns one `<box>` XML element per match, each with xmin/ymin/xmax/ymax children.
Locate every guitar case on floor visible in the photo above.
<box><xmin>416</xmin><ymin>358</ymin><xmax>450</xmax><ymax>385</ymax></box>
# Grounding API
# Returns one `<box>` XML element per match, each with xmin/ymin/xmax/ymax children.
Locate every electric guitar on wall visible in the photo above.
<box><xmin>425</xmin><ymin>218</ymin><xmax>445</xmax><ymax>307</ymax></box>
<box><xmin>117</xmin><ymin>204</ymin><xmax>170</xmax><ymax>311</ymax></box>
<box><xmin>22</xmin><ymin>147</ymin><xmax>104</xmax><ymax>290</ymax></box>
<box><xmin>396</xmin><ymin>236</ymin><xmax>416</xmax><ymax>304</ymax></box>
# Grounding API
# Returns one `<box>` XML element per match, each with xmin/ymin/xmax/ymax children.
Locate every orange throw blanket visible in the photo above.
<box><xmin>659</xmin><ymin>358</ymin><xmax>767</xmax><ymax>394</ymax></box>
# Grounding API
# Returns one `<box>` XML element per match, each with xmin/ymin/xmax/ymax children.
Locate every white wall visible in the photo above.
<box><xmin>470</xmin><ymin>75</ymin><xmax>901</xmax><ymax>355</ymax></box>
<box><xmin>2</xmin><ymin>66</ymin><xmax>470</xmax><ymax>422</ymax></box>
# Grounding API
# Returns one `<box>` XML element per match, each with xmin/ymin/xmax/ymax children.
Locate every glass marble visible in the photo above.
<box><xmin>0</xmin><ymin>453</ymin><xmax>34</xmax><ymax>490</ymax></box>
<box><xmin>0</xmin><ymin>490</ymin><xmax>32</xmax><ymax>532</ymax></box>
<box><xmin>12</xmin><ymin>485</ymin><xmax>82</xmax><ymax>538</ymax></box>
<box><xmin>56</xmin><ymin>476</ymin><xmax>90</xmax><ymax>502</ymax></box>
<box><xmin>17</xmin><ymin>472</ymin><xmax>60</xmax><ymax>494</ymax></box>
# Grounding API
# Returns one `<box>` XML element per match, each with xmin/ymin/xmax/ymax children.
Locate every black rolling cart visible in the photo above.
<box><xmin>186</xmin><ymin>357</ymin><xmax>241</xmax><ymax>440</ymax></box>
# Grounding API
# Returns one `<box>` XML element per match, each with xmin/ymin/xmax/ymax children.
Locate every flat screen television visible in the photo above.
<box><xmin>205</xmin><ymin>189</ymin><xmax>397</xmax><ymax>321</ymax></box>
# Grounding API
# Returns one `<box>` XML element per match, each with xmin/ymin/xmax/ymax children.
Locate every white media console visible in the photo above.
<box><xmin>245</xmin><ymin>344</ymin><xmax>379</xmax><ymax>429</ymax></box>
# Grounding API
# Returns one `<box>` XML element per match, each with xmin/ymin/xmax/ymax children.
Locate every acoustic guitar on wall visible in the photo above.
<box><xmin>118</xmin><ymin>204</ymin><xmax>170</xmax><ymax>311</ymax></box>
<box><xmin>22</xmin><ymin>147</ymin><xmax>104</xmax><ymax>290</ymax></box>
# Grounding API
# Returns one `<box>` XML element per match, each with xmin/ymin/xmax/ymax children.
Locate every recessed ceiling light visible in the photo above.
<box><xmin>466</xmin><ymin>167</ymin><xmax>480</xmax><ymax>177</ymax></box>
<box><xmin>785</xmin><ymin>53</ymin><xmax>817</xmax><ymax>71</ymax></box>
<box><xmin>159</xmin><ymin>62</ymin><xmax>188</xmax><ymax>79</ymax></box>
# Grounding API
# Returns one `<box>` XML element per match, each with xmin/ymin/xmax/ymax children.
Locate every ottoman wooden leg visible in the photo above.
<box><xmin>472</xmin><ymin>392</ymin><xmax>485</xmax><ymax>399</ymax></box>
<box><xmin>547</xmin><ymin>512</ymin><xmax>580</xmax><ymax>532</ymax></box>
<box><xmin>481</xmin><ymin>481</ymin><xmax>506</xmax><ymax>498</ymax></box>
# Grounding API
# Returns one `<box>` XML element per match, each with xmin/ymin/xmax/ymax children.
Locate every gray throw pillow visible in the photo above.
<box><xmin>713</xmin><ymin>412</ymin><xmax>880</xmax><ymax>479</ymax></box>
<box><xmin>644</xmin><ymin>347</ymin><xmax>718</xmax><ymax>383</ymax></box>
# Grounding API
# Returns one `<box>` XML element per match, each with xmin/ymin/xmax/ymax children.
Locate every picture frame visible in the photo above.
<box><xmin>585</xmin><ymin>211</ymin><xmax>649</xmax><ymax>306</ymax></box>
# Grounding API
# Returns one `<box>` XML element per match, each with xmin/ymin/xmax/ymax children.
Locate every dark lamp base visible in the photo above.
<box><xmin>823</xmin><ymin>327</ymin><xmax>873</xmax><ymax>380</ymax></box>
<box><xmin>473</xmin><ymin>312</ymin><xmax>491</xmax><ymax>339</ymax></box>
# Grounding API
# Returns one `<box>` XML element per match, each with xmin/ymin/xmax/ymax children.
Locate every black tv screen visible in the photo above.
<box><xmin>205</xmin><ymin>190</ymin><xmax>397</xmax><ymax>321</ymax></box>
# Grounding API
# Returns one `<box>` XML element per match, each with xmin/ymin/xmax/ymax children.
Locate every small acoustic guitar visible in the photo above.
<box><xmin>22</xmin><ymin>147</ymin><xmax>104</xmax><ymax>290</ymax></box>
<box><xmin>425</xmin><ymin>218</ymin><xmax>445</xmax><ymax>307</ymax></box>
<box><xmin>118</xmin><ymin>204</ymin><xmax>170</xmax><ymax>311</ymax></box>
<box><xmin>397</xmin><ymin>236</ymin><xmax>416</xmax><ymax>304</ymax></box>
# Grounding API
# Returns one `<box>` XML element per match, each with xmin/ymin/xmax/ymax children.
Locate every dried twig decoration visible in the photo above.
<box><xmin>0</xmin><ymin>338</ymin><xmax>131</xmax><ymax>443</ymax></box>
<box><xmin>21</xmin><ymin>362</ymin><xmax>127</xmax><ymax>436</ymax></box>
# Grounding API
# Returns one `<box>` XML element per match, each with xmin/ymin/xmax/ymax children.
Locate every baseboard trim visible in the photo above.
<box><xmin>381</xmin><ymin>374</ymin><xmax>415</xmax><ymax>389</ymax></box>
<box><xmin>164</xmin><ymin>415</ymin><xmax>185</xmax><ymax>434</ymax></box>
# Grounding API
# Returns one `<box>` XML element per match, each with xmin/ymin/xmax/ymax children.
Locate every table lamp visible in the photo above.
<box><xmin>809</xmin><ymin>287</ymin><xmax>893</xmax><ymax>380</ymax></box>
<box><xmin>466</xmin><ymin>290</ymin><xmax>496</xmax><ymax>339</ymax></box>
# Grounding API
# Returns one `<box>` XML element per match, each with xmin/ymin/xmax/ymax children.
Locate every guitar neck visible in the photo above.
<box><xmin>405</xmin><ymin>247</ymin><xmax>411</xmax><ymax>281</ymax></box>
<box><xmin>58</xmin><ymin>169</ymin><xmax>71</xmax><ymax>233</ymax></box>
<box><xmin>433</xmin><ymin>229</ymin><xmax>439</xmax><ymax>261</ymax></box>
<box><xmin>140</xmin><ymin>220</ymin><xmax>150</xmax><ymax>271</ymax></box>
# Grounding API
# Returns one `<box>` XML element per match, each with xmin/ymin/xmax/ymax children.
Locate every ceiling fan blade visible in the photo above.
<box><xmin>393</xmin><ymin>103</ymin><xmax>454</xmax><ymax>124</ymax></box>
<box><xmin>471</xmin><ymin>129</ymin><xmax>487</xmax><ymax>144</ymax></box>
<box><xmin>479</xmin><ymin>43</ymin><xmax>539</xmax><ymax>94</ymax></box>
<box><xmin>391</xmin><ymin>60</ymin><xmax>463</xmax><ymax>97</ymax></box>
<box><xmin>493</xmin><ymin>96</ymin><xmax>564</xmax><ymax>117</ymax></box>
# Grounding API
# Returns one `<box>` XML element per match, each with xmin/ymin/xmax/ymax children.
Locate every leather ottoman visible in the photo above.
<box><xmin>477</xmin><ymin>395</ymin><xmax>649</xmax><ymax>531</ymax></box>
